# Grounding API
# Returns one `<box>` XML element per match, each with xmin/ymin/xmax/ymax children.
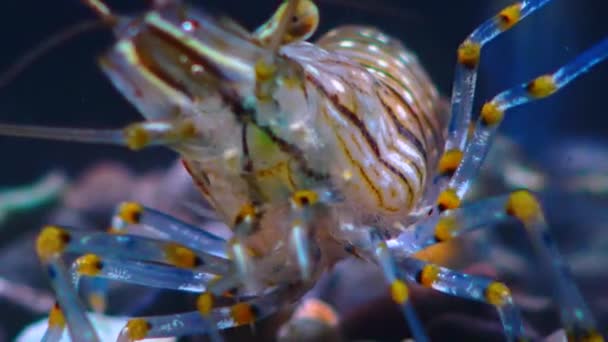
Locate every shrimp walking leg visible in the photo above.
<box><xmin>367</xmin><ymin>230</ymin><xmax>428</xmax><ymax>342</ymax></box>
<box><xmin>116</xmin><ymin>288</ymin><xmax>289</xmax><ymax>341</ymax></box>
<box><xmin>395</xmin><ymin>256</ymin><xmax>523</xmax><ymax>341</ymax></box>
<box><xmin>394</xmin><ymin>191</ymin><xmax>601</xmax><ymax>339</ymax></box>
<box><xmin>443</xmin><ymin>0</ymin><xmax>553</xmax><ymax>154</ymax></box>
<box><xmin>35</xmin><ymin>222</ymin><xmax>230</xmax><ymax>340</ymax></box>
<box><xmin>439</xmin><ymin>37</ymin><xmax>608</xmax><ymax>204</ymax></box>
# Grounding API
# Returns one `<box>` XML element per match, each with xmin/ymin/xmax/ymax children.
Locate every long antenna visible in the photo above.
<box><xmin>0</xmin><ymin>20</ymin><xmax>104</xmax><ymax>89</ymax></box>
<box><xmin>81</xmin><ymin>0</ymin><xmax>116</xmax><ymax>23</ymax></box>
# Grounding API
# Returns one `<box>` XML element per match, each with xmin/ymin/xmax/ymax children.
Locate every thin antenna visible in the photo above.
<box><xmin>0</xmin><ymin>20</ymin><xmax>104</xmax><ymax>89</ymax></box>
<box><xmin>318</xmin><ymin>0</ymin><xmax>423</xmax><ymax>22</ymax></box>
<box><xmin>81</xmin><ymin>0</ymin><xmax>116</xmax><ymax>23</ymax></box>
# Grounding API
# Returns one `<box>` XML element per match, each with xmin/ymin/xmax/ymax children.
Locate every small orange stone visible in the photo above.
<box><xmin>231</xmin><ymin>302</ymin><xmax>256</xmax><ymax>325</ymax></box>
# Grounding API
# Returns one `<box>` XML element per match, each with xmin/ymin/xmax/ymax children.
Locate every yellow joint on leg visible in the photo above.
<box><xmin>231</xmin><ymin>302</ymin><xmax>257</xmax><ymax>325</ymax></box>
<box><xmin>485</xmin><ymin>281</ymin><xmax>511</xmax><ymax>306</ymax></box>
<box><xmin>234</xmin><ymin>203</ymin><xmax>258</xmax><ymax>226</ymax></box>
<box><xmin>125</xmin><ymin>318</ymin><xmax>151</xmax><ymax>341</ymax></box>
<box><xmin>75</xmin><ymin>254</ymin><xmax>103</xmax><ymax>276</ymax></box>
<box><xmin>196</xmin><ymin>292</ymin><xmax>214</xmax><ymax>316</ymax></box>
<box><xmin>434</xmin><ymin>216</ymin><xmax>457</xmax><ymax>242</ymax></box>
<box><xmin>172</xmin><ymin>119</ymin><xmax>198</xmax><ymax>140</ymax></box>
<box><xmin>255</xmin><ymin>58</ymin><xmax>277</xmax><ymax>82</ymax></box>
<box><xmin>419</xmin><ymin>264</ymin><xmax>440</xmax><ymax>288</ymax></box>
<box><xmin>118</xmin><ymin>202</ymin><xmax>143</xmax><ymax>225</ymax></box>
<box><xmin>438</xmin><ymin>149</ymin><xmax>463</xmax><ymax>175</ymax></box>
<box><xmin>164</xmin><ymin>243</ymin><xmax>200</xmax><ymax>268</ymax></box>
<box><xmin>390</xmin><ymin>279</ymin><xmax>409</xmax><ymax>304</ymax></box>
<box><xmin>506</xmin><ymin>190</ymin><xmax>542</xmax><ymax>224</ymax></box>
<box><xmin>497</xmin><ymin>3</ymin><xmax>522</xmax><ymax>31</ymax></box>
<box><xmin>36</xmin><ymin>226</ymin><xmax>71</xmax><ymax>260</ymax></box>
<box><xmin>481</xmin><ymin>101</ymin><xmax>504</xmax><ymax>126</ymax></box>
<box><xmin>527</xmin><ymin>74</ymin><xmax>557</xmax><ymax>98</ymax></box>
<box><xmin>48</xmin><ymin>303</ymin><xmax>66</xmax><ymax>328</ymax></box>
<box><xmin>124</xmin><ymin>124</ymin><xmax>150</xmax><ymax>151</ymax></box>
<box><xmin>291</xmin><ymin>189</ymin><xmax>319</xmax><ymax>208</ymax></box>
<box><xmin>437</xmin><ymin>189</ymin><xmax>461</xmax><ymax>211</ymax></box>
<box><xmin>457</xmin><ymin>40</ymin><xmax>481</xmax><ymax>69</ymax></box>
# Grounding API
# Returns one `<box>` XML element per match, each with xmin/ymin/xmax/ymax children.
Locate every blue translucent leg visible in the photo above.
<box><xmin>0</xmin><ymin>117</ymin><xmax>200</xmax><ymax>151</ymax></box>
<box><xmin>55</xmin><ymin>228</ymin><xmax>230</xmax><ymax>273</ymax></box>
<box><xmin>391</xmin><ymin>195</ymin><xmax>510</xmax><ymax>253</ymax></box>
<box><xmin>71</xmin><ymin>254</ymin><xmax>218</xmax><ymax>293</ymax></box>
<box><xmin>393</xmin><ymin>192</ymin><xmax>601</xmax><ymax>339</ymax></box>
<box><xmin>44</xmin><ymin>258</ymin><xmax>100</xmax><ymax>342</ymax></box>
<box><xmin>0</xmin><ymin>124</ymin><xmax>126</xmax><ymax>146</ymax></box>
<box><xmin>394</xmin><ymin>256</ymin><xmax>524</xmax><ymax>341</ymax></box>
<box><xmin>41</xmin><ymin>327</ymin><xmax>64</xmax><ymax>342</ymax></box>
<box><xmin>116</xmin><ymin>288</ymin><xmax>286</xmax><ymax>341</ymax></box>
<box><xmin>278</xmin><ymin>297</ymin><xmax>340</xmax><ymax>341</ymax></box>
<box><xmin>290</xmin><ymin>223</ymin><xmax>311</xmax><ymax>280</ymax></box>
<box><xmin>229</xmin><ymin>239</ymin><xmax>254</xmax><ymax>289</ymax></box>
<box><xmin>110</xmin><ymin>202</ymin><xmax>228</xmax><ymax>259</ymax></box>
<box><xmin>445</xmin><ymin>0</ymin><xmax>552</xmax><ymax>152</ymax></box>
<box><xmin>289</xmin><ymin>199</ymin><xmax>318</xmax><ymax>281</ymax></box>
<box><xmin>367</xmin><ymin>230</ymin><xmax>428</xmax><ymax>342</ymax></box>
<box><xmin>511</xmin><ymin>196</ymin><xmax>599</xmax><ymax>339</ymax></box>
<box><xmin>445</xmin><ymin>37</ymin><xmax>608</xmax><ymax>201</ymax></box>
<box><xmin>288</xmin><ymin>189</ymin><xmax>340</xmax><ymax>281</ymax></box>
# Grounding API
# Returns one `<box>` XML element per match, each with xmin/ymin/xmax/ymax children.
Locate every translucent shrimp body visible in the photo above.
<box><xmin>99</xmin><ymin>1</ymin><xmax>446</xmax><ymax>284</ymax></box>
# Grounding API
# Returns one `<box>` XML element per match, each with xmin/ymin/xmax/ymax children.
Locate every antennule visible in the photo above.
<box><xmin>81</xmin><ymin>0</ymin><xmax>116</xmax><ymax>24</ymax></box>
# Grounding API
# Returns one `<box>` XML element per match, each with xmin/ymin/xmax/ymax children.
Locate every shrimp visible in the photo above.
<box><xmin>0</xmin><ymin>0</ymin><xmax>606</xmax><ymax>340</ymax></box>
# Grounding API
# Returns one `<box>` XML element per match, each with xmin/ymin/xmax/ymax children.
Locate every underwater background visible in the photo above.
<box><xmin>0</xmin><ymin>0</ymin><xmax>606</xmax><ymax>340</ymax></box>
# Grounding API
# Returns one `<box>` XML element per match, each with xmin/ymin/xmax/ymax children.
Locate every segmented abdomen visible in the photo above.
<box><xmin>285</xmin><ymin>26</ymin><xmax>446</xmax><ymax>216</ymax></box>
